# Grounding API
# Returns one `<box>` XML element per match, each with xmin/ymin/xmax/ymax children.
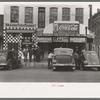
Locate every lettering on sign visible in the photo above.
<box><xmin>53</xmin><ymin>37</ymin><xmax>68</xmax><ymax>42</ymax></box>
<box><xmin>59</xmin><ymin>24</ymin><xmax>78</xmax><ymax>31</ymax></box>
<box><xmin>37</xmin><ymin>37</ymin><xmax>52</xmax><ymax>43</ymax></box>
<box><xmin>70</xmin><ymin>37</ymin><xmax>86</xmax><ymax>42</ymax></box>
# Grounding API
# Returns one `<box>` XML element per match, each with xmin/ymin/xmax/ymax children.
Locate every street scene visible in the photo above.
<box><xmin>0</xmin><ymin>2</ymin><xmax>100</xmax><ymax>82</ymax></box>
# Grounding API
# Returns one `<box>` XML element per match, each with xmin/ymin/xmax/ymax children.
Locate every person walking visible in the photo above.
<box><xmin>73</xmin><ymin>47</ymin><xmax>79</xmax><ymax>69</ymax></box>
<box><xmin>28</xmin><ymin>47</ymin><xmax>33</xmax><ymax>62</ymax></box>
<box><xmin>48</xmin><ymin>52</ymin><xmax>54</xmax><ymax>69</ymax></box>
<box><xmin>36</xmin><ymin>46</ymin><xmax>41</xmax><ymax>62</ymax></box>
<box><xmin>23</xmin><ymin>48</ymin><xmax>28</xmax><ymax>66</ymax></box>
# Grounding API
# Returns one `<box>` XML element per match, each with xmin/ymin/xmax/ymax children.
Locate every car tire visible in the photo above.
<box><xmin>7</xmin><ymin>59</ymin><xmax>13</xmax><ymax>70</ymax></box>
<box><xmin>53</xmin><ymin>67</ymin><xmax>57</xmax><ymax>71</ymax></box>
<box><xmin>8</xmin><ymin>64</ymin><xmax>13</xmax><ymax>70</ymax></box>
<box><xmin>80</xmin><ymin>63</ymin><xmax>84</xmax><ymax>71</ymax></box>
<box><xmin>71</xmin><ymin>67</ymin><xmax>75</xmax><ymax>71</ymax></box>
<box><xmin>97</xmin><ymin>68</ymin><xmax>100</xmax><ymax>71</ymax></box>
<box><xmin>17</xmin><ymin>60</ymin><xmax>22</xmax><ymax>68</ymax></box>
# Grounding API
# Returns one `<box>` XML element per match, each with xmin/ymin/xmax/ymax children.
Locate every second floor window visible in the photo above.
<box><xmin>10</xmin><ymin>6</ymin><xmax>19</xmax><ymax>23</ymax></box>
<box><xmin>50</xmin><ymin>7</ymin><xmax>58</xmax><ymax>23</ymax></box>
<box><xmin>25</xmin><ymin>7</ymin><xmax>33</xmax><ymax>23</ymax></box>
<box><xmin>38</xmin><ymin>7</ymin><xmax>45</xmax><ymax>28</ymax></box>
<box><xmin>75</xmin><ymin>8</ymin><xmax>84</xmax><ymax>24</ymax></box>
<box><xmin>62</xmin><ymin>8</ymin><xmax>70</xmax><ymax>21</ymax></box>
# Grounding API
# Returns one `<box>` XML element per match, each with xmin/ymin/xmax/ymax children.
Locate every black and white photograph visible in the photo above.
<box><xmin>0</xmin><ymin>2</ymin><xmax>100</xmax><ymax>83</ymax></box>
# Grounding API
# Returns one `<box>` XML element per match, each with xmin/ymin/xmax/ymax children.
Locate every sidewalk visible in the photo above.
<box><xmin>21</xmin><ymin>59</ymin><xmax>48</xmax><ymax>69</ymax></box>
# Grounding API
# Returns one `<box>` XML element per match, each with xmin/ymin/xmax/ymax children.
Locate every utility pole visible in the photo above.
<box><xmin>85</xmin><ymin>27</ymin><xmax>88</xmax><ymax>51</ymax></box>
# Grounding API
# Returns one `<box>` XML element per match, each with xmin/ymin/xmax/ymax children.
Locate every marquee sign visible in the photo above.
<box><xmin>70</xmin><ymin>37</ymin><xmax>86</xmax><ymax>43</ymax></box>
<box><xmin>5</xmin><ymin>23</ymin><xmax>36</xmax><ymax>30</ymax></box>
<box><xmin>53</xmin><ymin>23</ymin><xmax>79</xmax><ymax>34</ymax></box>
<box><xmin>53</xmin><ymin>37</ymin><xmax>68</xmax><ymax>42</ymax></box>
<box><xmin>37</xmin><ymin>37</ymin><xmax>52</xmax><ymax>43</ymax></box>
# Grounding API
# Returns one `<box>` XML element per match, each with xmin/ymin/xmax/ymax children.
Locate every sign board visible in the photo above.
<box><xmin>70</xmin><ymin>37</ymin><xmax>86</xmax><ymax>43</ymax></box>
<box><xmin>53</xmin><ymin>23</ymin><xmax>79</xmax><ymax>35</ymax></box>
<box><xmin>53</xmin><ymin>37</ymin><xmax>68</xmax><ymax>42</ymax></box>
<box><xmin>37</xmin><ymin>37</ymin><xmax>52</xmax><ymax>43</ymax></box>
<box><xmin>5</xmin><ymin>23</ymin><xmax>36</xmax><ymax>30</ymax></box>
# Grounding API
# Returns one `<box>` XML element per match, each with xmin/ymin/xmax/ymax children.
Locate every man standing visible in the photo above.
<box><xmin>28</xmin><ymin>47</ymin><xmax>33</xmax><ymax>62</ymax></box>
<box><xmin>48</xmin><ymin>52</ymin><xmax>54</xmax><ymax>69</ymax></box>
<box><xmin>23</xmin><ymin>48</ymin><xmax>28</xmax><ymax>66</ymax></box>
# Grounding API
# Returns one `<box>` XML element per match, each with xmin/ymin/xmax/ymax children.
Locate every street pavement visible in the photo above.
<box><xmin>0</xmin><ymin>59</ymin><xmax>100</xmax><ymax>82</ymax></box>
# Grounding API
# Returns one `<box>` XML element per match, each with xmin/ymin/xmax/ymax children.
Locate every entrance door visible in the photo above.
<box><xmin>8</xmin><ymin>43</ymin><xmax>18</xmax><ymax>51</ymax></box>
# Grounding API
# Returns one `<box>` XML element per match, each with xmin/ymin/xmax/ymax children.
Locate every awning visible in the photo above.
<box><xmin>43</xmin><ymin>21</ymin><xmax>94</xmax><ymax>38</ymax></box>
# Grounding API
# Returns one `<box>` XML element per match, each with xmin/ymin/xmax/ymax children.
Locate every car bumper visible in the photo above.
<box><xmin>52</xmin><ymin>63</ymin><xmax>75</xmax><ymax>67</ymax></box>
<box><xmin>0</xmin><ymin>63</ymin><xmax>7</xmax><ymax>66</ymax></box>
<box><xmin>85</xmin><ymin>65</ymin><xmax>100</xmax><ymax>68</ymax></box>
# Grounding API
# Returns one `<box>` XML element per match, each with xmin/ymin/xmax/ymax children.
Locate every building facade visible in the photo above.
<box><xmin>4</xmin><ymin>3</ymin><xmax>91</xmax><ymax>58</ymax></box>
<box><xmin>89</xmin><ymin>8</ymin><xmax>100</xmax><ymax>58</ymax></box>
<box><xmin>0</xmin><ymin>15</ymin><xmax>3</xmax><ymax>50</ymax></box>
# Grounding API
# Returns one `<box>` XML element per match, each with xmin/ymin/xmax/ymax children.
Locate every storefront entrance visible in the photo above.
<box><xmin>8</xmin><ymin>43</ymin><xmax>18</xmax><ymax>50</ymax></box>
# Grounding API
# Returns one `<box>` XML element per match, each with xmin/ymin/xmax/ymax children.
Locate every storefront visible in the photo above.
<box><xmin>3</xmin><ymin>23</ymin><xmax>37</xmax><ymax>56</ymax></box>
<box><xmin>40</xmin><ymin>21</ymin><xmax>94</xmax><ymax>56</ymax></box>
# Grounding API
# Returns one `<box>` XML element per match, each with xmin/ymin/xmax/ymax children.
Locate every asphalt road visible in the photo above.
<box><xmin>0</xmin><ymin>64</ymin><xmax>100</xmax><ymax>82</ymax></box>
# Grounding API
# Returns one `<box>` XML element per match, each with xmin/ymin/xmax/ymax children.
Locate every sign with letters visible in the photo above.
<box><xmin>53</xmin><ymin>37</ymin><xmax>68</xmax><ymax>42</ymax></box>
<box><xmin>53</xmin><ymin>23</ymin><xmax>79</xmax><ymax>35</ymax></box>
<box><xmin>37</xmin><ymin>37</ymin><xmax>52</xmax><ymax>43</ymax></box>
<box><xmin>70</xmin><ymin>37</ymin><xmax>86</xmax><ymax>43</ymax></box>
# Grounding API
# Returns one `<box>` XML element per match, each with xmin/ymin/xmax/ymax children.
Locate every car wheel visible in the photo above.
<box><xmin>97</xmin><ymin>68</ymin><xmax>100</xmax><ymax>71</ymax></box>
<box><xmin>8</xmin><ymin>64</ymin><xmax>13</xmax><ymax>70</ymax></box>
<box><xmin>7</xmin><ymin>59</ymin><xmax>13</xmax><ymax>70</ymax></box>
<box><xmin>71</xmin><ymin>67</ymin><xmax>75</xmax><ymax>71</ymax></box>
<box><xmin>80</xmin><ymin>63</ymin><xmax>84</xmax><ymax>71</ymax></box>
<box><xmin>17</xmin><ymin>60</ymin><xmax>22</xmax><ymax>68</ymax></box>
<box><xmin>53</xmin><ymin>67</ymin><xmax>57</xmax><ymax>71</ymax></box>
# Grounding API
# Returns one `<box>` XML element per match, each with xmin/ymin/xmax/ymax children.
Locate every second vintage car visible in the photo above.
<box><xmin>79</xmin><ymin>50</ymin><xmax>100</xmax><ymax>71</ymax></box>
<box><xmin>51</xmin><ymin>48</ymin><xmax>76</xmax><ymax>71</ymax></box>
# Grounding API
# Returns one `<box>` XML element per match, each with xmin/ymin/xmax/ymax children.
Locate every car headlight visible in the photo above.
<box><xmin>84</xmin><ymin>61</ymin><xmax>88</xmax><ymax>65</ymax></box>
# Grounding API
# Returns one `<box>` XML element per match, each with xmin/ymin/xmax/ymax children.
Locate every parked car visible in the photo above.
<box><xmin>0</xmin><ymin>50</ymin><xmax>22</xmax><ymax>70</ymax></box>
<box><xmin>79</xmin><ymin>50</ymin><xmax>100</xmax><ymax>71</ymax></box>
<box><xmin>51</xmin><ymin>48</ymin><xmax>76</xmax><ymax>71</ymax></box>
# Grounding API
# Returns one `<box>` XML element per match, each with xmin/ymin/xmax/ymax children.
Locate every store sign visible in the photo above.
<box><xmin>53</xmin><ymin>37</ymin><xmax>68</xmax><ymax>42</ymax></box>
<box><xmin>37</xmin><ymin>37</ymin><xmax>52</xmax><ymax>43</ymax></box>
<box><xmin>5</xmin><ymin>23</ymin><xmax>36</xmax><ymax>30</ymax></box>
<box><xmin>70</xmin><ymin>37</ymin><xmax>86</xmax><ymax>43</ymax></box>
<box><xmin>53</xmin><ymin>23</ymin><xmax>79</xmax><ymax>34</ymax></box>
<box><xmin>59</xmin><ymin>24</ymin><xmax>79</xmax><ymax>31</ymax></box>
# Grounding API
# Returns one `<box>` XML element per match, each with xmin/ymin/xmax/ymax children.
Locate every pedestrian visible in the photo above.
<box><xmin>28</xmin><ymin>47</ymin><xmax>33</xmax><ymax>62</ymax></box>
<box><xmin>36</xmin><ymin>46</ymin><xmax>41</xmax><ymax>62</ymax></box>
<box><xmin>48</xmin><ymin>52</ymin><xmax>54</xmax><ymax>69</ymax></box>
<box><xmin>23</xmin><ymin>48</ymin><xmax>28</xmax><ymax>66</ymax></box>
<box><xmin>73</xmin><ymin>47</ymin><xmax>79</xmax><ymax>69</ymax></box>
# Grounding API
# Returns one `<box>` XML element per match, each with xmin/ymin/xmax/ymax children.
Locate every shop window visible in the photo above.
<box><xmin>50</xmin><ymin>7</ymin><xmax>58</xmax><ymax>23</ymax></box>
<box><xmin>38</xmin><ymin>7</ymin><xmax>45</xmax><ymax>28</ymax></box>
<box><xmin>75</xmin><ymin>8</ymin><xmax>84</xmax><ymax>24</ymax></box>
<box><xmin>10</xmin><ymin>6</ymin><xmax>19</xmax><ymax>23</ymax></box>
<box><xmin>25</xmin><ymin>7</ymin><xmax>33</xmax><ymax>23</ymax></box>
<box><xmin>62</xmin><ymin>8</ymin><xmax>70</xmax><ymax>21</ymax></box>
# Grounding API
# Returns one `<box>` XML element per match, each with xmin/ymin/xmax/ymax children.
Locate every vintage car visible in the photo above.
<box><xmin>79</xmin><ymin>50</ymin><xmax>100</xmax><ymax>71</ymax></box>
<box><xmin>51</xmin><ymin>48</ymin><xmax>76</xmax><ymax>71</ymax></box>
<box><xmin>0</xmin><ymin>50</ymin><xmax>22</xmax><ymax>70</ymax></box>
